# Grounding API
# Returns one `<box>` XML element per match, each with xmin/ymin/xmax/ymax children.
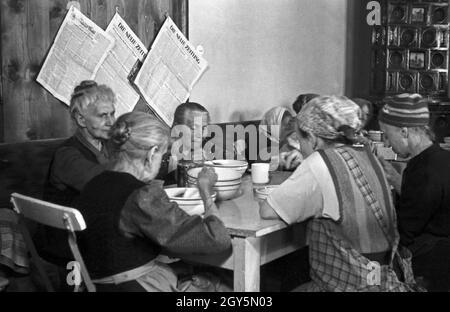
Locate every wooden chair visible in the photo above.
<box><xmin>10</xmin><ymin>193</ymin><xmax>95</xmax><ymax>292</ymax></box>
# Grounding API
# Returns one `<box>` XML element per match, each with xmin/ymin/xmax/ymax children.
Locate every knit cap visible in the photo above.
<box><xmin>379</xmin><ymin>93</ymin><xmax>429</xmax><ymax>127</ymax></box>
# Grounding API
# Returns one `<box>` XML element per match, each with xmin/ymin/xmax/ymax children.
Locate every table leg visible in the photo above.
<box><xmin>232</xmin><ymin>237</ymin><xmax>261</xmax><ymax>292</ymax></box>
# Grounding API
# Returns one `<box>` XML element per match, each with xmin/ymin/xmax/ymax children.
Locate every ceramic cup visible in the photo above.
<box><xmin>368</xmin><ymin>130</ymin><xmax>384</xmax><ymax>142</ymax></box>
<box><xmin>251</xmin><ymin>163</ymin><xmax>270</xmax><ymax>184</ymax></box>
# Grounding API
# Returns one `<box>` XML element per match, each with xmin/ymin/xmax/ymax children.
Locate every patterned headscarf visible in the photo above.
<box><xmin>297</xmin><ymin>96</ymin><xmax>362</xmax><ymax>140</ymax></box>
<box><xmin>260</xmin><ymin>106</ymin><xmax>291</xmax><ymax>144</ymax></box>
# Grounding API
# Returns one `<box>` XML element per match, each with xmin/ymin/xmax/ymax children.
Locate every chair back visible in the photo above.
<box><xmin>10</xmin><ymin>193</ymin><xmax>95</xmax><ymax>292</ymax></box>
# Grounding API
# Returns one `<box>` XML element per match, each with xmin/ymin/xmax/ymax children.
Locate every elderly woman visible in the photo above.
<box><xmin>44</xmin><ymin>80</ymin><xmax>116</xmax><ymax>206</ymax></box>
<box><xmin>36</xmin><ymin>81</ymin><xmax>116</xmax><ymax>279</ymax></box>
<box><xmin>76</xmin><ymin>112</ymin><xmax>231</xmax><ymax>292</ymax></box>
<box><xmin>259</xmin><ymin>96</ymin><xmax>420</xmax><ymax>292</ymax></box>
<box><xmin>259</xmin><ymin>107</ymin><xmax>302</xmax><ymax>171</ymax></box>
<box><xmin>378</xmin><ymin>94</ymin><xmax>450</xmax><ymax>291</ymax></box>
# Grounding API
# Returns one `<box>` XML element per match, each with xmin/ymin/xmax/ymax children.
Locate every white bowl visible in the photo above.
<box><xmin>255</xmin><ymin>185</ymin><xmax>278</xmax><ymax>201</ymax></box>
<box><xmin>214</xmin><ymin>185</ymin><xmax>241</xmax><ymax>201</ymax></box>
<box><xmin>204</xmin><ymin>160</ymin><xmax>248</xmax><ymax>176</ymax></box>
<box><xmin>185</xmin><ymin>183</ymin><xmax>242</xmax><ymax>201</ymax></box>
<box><xmin>186</xmin><ymin>177</ymin><xmax>241</xmax><ymax>187</ymax></box>
<box><xmin>213</xmin><ymin>184</ymin><xmax>241</xmax><ymax>191</ymax></box>
<box><xmin>164</xmin><ymin>187</ymin><xmax>217</xmax><ymax>216</ymax></box>
<box><xmin>440</xmin><ymin>143</ymin><xmax>450</xmax><ymax>151</ymax></box>
<box><xmin>187</xmin><ymin>166</ymin><xmax>242</xmax><ymax>181</ymax></box>
<box><xmin>175</xmin><ymin>202</ymin><xmax>205</xmax><ymax>216</ymax></box>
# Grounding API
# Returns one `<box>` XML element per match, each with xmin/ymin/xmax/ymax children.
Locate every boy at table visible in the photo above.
<box><xmin>156</xmin><ymin>102</ymin><xmax>210</xmax><ymax>185</ymax></box>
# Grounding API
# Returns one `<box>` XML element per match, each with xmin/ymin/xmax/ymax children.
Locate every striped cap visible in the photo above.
<box><xmin>379</xmin><ymin>93</ymin><xmax>429</xmax><ymax>127</ymax></box>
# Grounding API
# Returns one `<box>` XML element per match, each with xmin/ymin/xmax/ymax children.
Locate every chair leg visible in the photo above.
<box><xmin>17</xmin><ymin>217</ymin><xmax>54</xmax><ymax>292</ymax></box>
<box><xmin>67</xmin><ymin>234</ymin><xmax>95</xmax><ymax>292</ymax></box>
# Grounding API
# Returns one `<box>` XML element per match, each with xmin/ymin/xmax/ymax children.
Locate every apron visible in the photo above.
<box><xmin>300</xmin><ymin>147</ymin><xmax>423</xmax><ymax>292</ymax></box>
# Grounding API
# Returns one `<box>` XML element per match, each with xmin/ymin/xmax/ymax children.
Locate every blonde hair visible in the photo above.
<box><xmin>108</xmin><ymin>112</ymin><xmax>170</xmax><ymax>162</ymax></box>
<box><xmin>69</xmin><ymin>80</ymin><xmax>116</xmax><ymax>119</ymax></box>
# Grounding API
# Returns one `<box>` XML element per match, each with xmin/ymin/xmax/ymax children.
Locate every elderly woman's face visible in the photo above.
<box><xmin>81</xmin><ymin>100</ymin><xmax>116</xmax><ymax>140</ymax></box>
<box><xmin>379</xmin><ymin>122</ymin><xmax>410</xmax><ymax>158</ymax></box>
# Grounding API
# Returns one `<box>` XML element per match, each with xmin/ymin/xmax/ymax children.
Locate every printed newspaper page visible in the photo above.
<box><xmin>133</xmin><ymin>16</ymin><xmax>208</xmax><ymax>127</ymax></box>
<box><xmin>37</xmin><ymin>6</ymin><xmax>114</xmax><ymax>105</ymax></box>
<box><xmin>94</xmin><ymin>13</ymin><xmax>148</xmax><ymax>118</ymax></box>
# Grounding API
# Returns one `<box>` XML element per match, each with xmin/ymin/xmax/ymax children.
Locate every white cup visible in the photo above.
<box><xmin>251</xmin><ymin>163</ymin><xmax>270</xmax><ymax>184</ymax></box>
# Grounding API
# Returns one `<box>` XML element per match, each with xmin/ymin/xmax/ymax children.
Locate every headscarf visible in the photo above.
<box><xmin>259</xmin><ymin>107</ymin><xmax>291</xmax><ymax>144</ymax></box>
<box><xmin>297</xmin><ymin>96</ymin><xmax>362</xmax><ymax>141</ymax></box>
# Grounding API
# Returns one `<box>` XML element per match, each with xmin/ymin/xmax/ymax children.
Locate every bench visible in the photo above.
<box><xmin>0</xmin><ymin>138</ymin><xmax>66</xmax><ymax>209</ymax></box>
<box><xmin>0</xmin><ymin>120</ymin><xmax>263</xmax><ymax>209</ymax></box>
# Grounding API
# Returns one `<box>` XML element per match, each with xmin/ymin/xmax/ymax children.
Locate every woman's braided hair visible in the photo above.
<box><xmin>108</xmin><ymin>112</ymin><xmax>170</xmax><ymax>161</ymax></box>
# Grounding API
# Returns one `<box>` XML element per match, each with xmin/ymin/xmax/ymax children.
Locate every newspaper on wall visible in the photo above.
<box><xmin>133</xmin><ymin>16</ymin><xmax>208</xmax><ymax>127</ymax></box>
<box><xmin>94</xmin><ymin>13</ymin><xmax>148</xmax><ymax>118</ymax></box>
<box><xmin>37</xmin><ymin>6</ymin><xmax>115</xmax><ymax>105</ymax></box>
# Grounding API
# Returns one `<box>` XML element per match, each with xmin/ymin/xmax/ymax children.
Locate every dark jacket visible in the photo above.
<box><xmin>77</xmin><ymin>171</ymin><xmax>231</xmax><ymax>279</ymax></box>
<box><xmin>37</xmin><ymin>131</ymin><xmax>108</xmax><ymax>264</ymax></box>
<box><xmin>43</xmin><ymin>131</ymin><xmax>108</xmax><ymax>206</ymax></box>
<box><xmin>398</xmin><ymin>144</ymin><xmax>450</xmax><ymax>256</ymax></box>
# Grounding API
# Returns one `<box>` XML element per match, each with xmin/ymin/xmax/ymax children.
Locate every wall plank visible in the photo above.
<box><xmin>106</xmin><ymin>0</ymin><xmax>138</xmax><ymax>34</ymax></box>
<box><xmin>48</xmin><ymin>0</ymin><xmax>74</xmax><ymax>138</ymax></box>
<box><xmin>0</xmin><ymin>1</ymin><xmax>3</xmax><ymax>142</ymax></box>
<box><xmin>81</xmin><ymin>0</ymin><xmax>108</xmax><ymax>30</ymax></box>
<box><xmin>138</xmin><ymin>0</ymin><xmax>163</xmax><ymax>49</ymax></box>
<box><xmin>1</xmin><ymin>0</ymin><xmax>187</xmax><ymax>143</ymax></box>
<box><xmin>1</xmin><ymin>0</ymin><xmax>29</xmax><ymax>142</ymax></box>
<box><xmin>27</xmin><ymin>0</ymin><xmax>53</xmax><ymax>140</ymax></box>
<box><xmin>171</xmin><ymin>0</ymin><xmax>188</xmax><ymax>37</ymax></box>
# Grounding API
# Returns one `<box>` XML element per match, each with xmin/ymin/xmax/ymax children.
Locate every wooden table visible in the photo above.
<box><xmin>182</xmin><ymin>171</ymin><xmax>307</xmax><ymax>292</ymax></box>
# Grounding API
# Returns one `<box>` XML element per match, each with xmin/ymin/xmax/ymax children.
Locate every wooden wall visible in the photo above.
<box><xmin>0</xmin><ymin>0</ymin><xmax>188</xmax><ymax>143</ymax></box>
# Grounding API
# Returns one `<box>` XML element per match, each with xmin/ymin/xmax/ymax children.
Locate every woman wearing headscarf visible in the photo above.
<box><xmin>259</xmin><ymin>96</ymin><xmax>421</xmax><ymax>292</ymax></box>
<box><xmin>76</xmin><ymin>112</ymin><xmax>231</xmax><ymax>291</ymax></box>
<box><xmin>259</xmin><ymin>106</ymin><xmax>302</xmax><ymax>171</ymax></box>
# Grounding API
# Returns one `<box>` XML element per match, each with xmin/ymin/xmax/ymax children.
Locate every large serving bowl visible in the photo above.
<box><xmin>204</xmin><ymin>160</ymin><xmax>248</xmax><ymax>177</ymax></box>
<box><xmin>185</xmin><ymin>181</ymin><xmax>241</xmax><ymax>201</ymax></box>
<box><xmin>213</xmin><ymin>184</ymin><xmax>242</xmax><ymax>201</ymax></box>
<box><xmin>187</xmin><ymin>166</ymin><xmax>243</xmax><ymax>201</ymax></box>
<box><xmin>164</xmin><ymin>187</ymin><xmax>216</xmax><ymax>216</ymax></box>
<box><xmin>187</xmin><ymin>166</ymin><xmax>242</xmax><ymax>182</ymax></box>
